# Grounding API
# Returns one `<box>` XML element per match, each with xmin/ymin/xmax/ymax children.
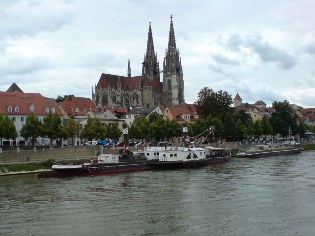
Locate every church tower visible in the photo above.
<box><xmin>163</xmin><ymin>15</ymin><xmax>185</xmax><ymax>106</ymax></box>
<box><xmin>142</xmin><ymin>22</ymin><xmax>160</xmax><ymax>81</ymax></box>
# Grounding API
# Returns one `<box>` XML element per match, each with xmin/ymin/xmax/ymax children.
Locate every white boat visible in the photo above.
<box><xmin>148</xmin><ymin>147</ymin><xmax>208</xmax><ymax>169</ymax></box>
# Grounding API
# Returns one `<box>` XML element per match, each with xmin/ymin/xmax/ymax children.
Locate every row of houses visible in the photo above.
<box><xmin>0</xmin><ymin>83</ymin><xmax>198</xmax><ymax>146</ymax></box>
<box><xmin>234</xmin><ymin>92</ymin><xmax>315</xmax><ymax>129</ymax></box>
<box><xmin>2</xmin><ymin>83</ymin><xmax>315</xmax><ymax>146</ymax></box>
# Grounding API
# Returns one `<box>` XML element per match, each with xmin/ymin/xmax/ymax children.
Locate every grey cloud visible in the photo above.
<box><xmin>305</xmin><ymin>41</ymin><xmax>315</xmax><ymax>56</ymax></box>
<box><xmin>0</xmin><ymin>1</ymin><xmax>72</xmax><ymax>38</ymax></box>
<box><xmin>245</xmin><ymin>35</ymin><xmax>296</xmax><ymax>69</ymax></box>
<box><xmin>212</xmin><ymin>54</ymin><xmax>239</xmax><ymax>66</ymax></box>
<box><xmin>227</xmin><ymin>33</ymin><xmax>243</xmax><ymax>51</ymax></box>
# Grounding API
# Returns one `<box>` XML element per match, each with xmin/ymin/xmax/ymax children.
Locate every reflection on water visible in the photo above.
<box><xmin>1</xmin><ymin>151</ymin><xmax>315</xmax><ymax>236</ymax></box>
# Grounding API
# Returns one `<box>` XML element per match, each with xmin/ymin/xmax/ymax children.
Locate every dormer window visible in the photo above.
<box><xmin>14</xmin><ymin>106</ymin><xmax>19</xmax><ymax>112</ymax></box>
<box><xmin>51</xmin><ymin>107</ymin><xmax>56</xmax><ymax>113</ymax></box>
<box><xmin>29</xmin><ymin>104</ymin><xmax>35</xmax><ymax>112</ymax></box>
<box><xmin>7</xmin><ymin>106</ymin><xmax>12</xmax><ymax>112</ymax></box>
<box><xmin>45</xmin><ymin>107</ymin><xmax>50</xmax><ymax>113</ymax></box>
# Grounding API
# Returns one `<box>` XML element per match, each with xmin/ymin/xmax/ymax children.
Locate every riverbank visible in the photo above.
<box><xmin>1</xmin><ymin>142</ymin><xmax>314</xmax><ymax>176</ymax></box>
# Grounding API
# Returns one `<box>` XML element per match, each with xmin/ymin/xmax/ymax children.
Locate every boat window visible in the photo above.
<box><xmin>146</xmin><ymin>153</ymin><xmax>149</xmax><ymax>156</ymax></box>
<box><xmin>174</xmin><ymin>154</ymin><xmax>177</xmax><ymax>157</ymax></box>
<box><xmin>170</xmin><ymin>154</ymin><xmax>173</xmax><ymax>157</ymax></box>
<box><xmin>186</xmin><ymin>154</ymin><xmax>191</xmax><ymax>159</ymax></box>
<box><xmin>163</xmin><ymin>154</ymin><xmax>166</xmax><ymax>157</ymax></box>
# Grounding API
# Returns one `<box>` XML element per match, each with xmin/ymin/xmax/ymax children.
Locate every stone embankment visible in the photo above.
<box><xmin>0</xmin><ymin>145</ymin><xmax>114</xmax><ymax>164</ymax></box>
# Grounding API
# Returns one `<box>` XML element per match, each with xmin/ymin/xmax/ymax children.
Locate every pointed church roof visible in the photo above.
<box><xmin>234</xmin><ymin>93</ymin><xmax>242</xmax><ymax>100</ymax></box>
<box><xmin>142</xmin><ymin>22</ymin><xmax>160</xmax><ymax>80</ymax></box>
<box><xmin>168</xmin><ymin>15</ymin><xmax>177</xmax><ymax>53</ymax></box>
<box><xmin>6</xmin><ymin>83</ymin><xmax>23</xmax><ymax>93</ymax></box>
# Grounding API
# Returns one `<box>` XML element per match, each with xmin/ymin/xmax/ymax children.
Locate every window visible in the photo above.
<box><xmin>14</xmin><ymin>106</ymin><xmax>19</xmax><ymax>112</ymax></box>
<box><xmin>51</xmin><ymin>107</ymin><xmax>56</xmax><ymax>113</ymax></box>
<box><xmin>12</xmin><ymin>117</ymin><xmax>16</xmax><ymax>122</ymax></box>
<box><xmin>21</xmin><ymin>117</ymin><xmax>25</xmax><ymax>122</ymax></box>
<box><xmin>29</xmin><ymin>104</ymin><xmax>35</xmax><ymax>112</ymax></box>
<box><xmin>7</xmin><ymin>106</ymin><xmax>12</xmax><ymax>112</ymax></box>
<box><xmin>45</xmin><ymin>107</ymin><xmax>50</xmax><ymax>113</ymax></box>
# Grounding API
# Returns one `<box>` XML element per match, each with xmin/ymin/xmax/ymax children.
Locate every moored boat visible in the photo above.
<box><xmin>38</xmin><ymin>153</ymin><xmax>150</xmax><ymax>178</ymax></box>
<box><xmin>147</xmin><ymin>147</ymin><xmax>209</xmax><ymax>169</ymax></box>
<box><xmin>236</xmin><ymin>142</ymin><xmax>303</xmax><ymax>158</ymax></box>
<box><xmin>204</xmin><ymin>146</ymin><xmax>231</xmax><ymax>164</ymax></box>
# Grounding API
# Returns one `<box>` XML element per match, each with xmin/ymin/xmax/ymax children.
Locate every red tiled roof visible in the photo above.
<box><xmin>59</xmin><ymin>96</ymin><xmax>96</xmax><ymax>115</ymax></box>
<box><xmin>255</xmin><ymin>100</ymin><xmax>266</xmax><ymax>105</ymax></box>
<box><xmin>97</xmin><ymin>73</ymin><xmax>163</xmax><ymax>91</ymax></box>
<box><xmin>234</xmin><ymin>93</ymin><xmax>241</xmax><ymax>100</ymax></box>
<box><xmin>6</xmin><ymin>83</ymin><xmax>24</xmax><ymax>93</ymax></box>
<box><xmin>0</xmin><ymin>92</ymin><xmax>62</xmax><ymax>116</ymax></box>
<box><xmin>165</xmin><ymin>104</ymin><xmax>197</xmax><ymax>121</ymax></box>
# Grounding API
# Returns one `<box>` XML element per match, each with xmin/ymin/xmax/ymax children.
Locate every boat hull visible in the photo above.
<box><xmin>148</xmin><ymin>158</ymin><xmax>209</xmax><ymax>169</ymax></box>
<box><xmin>237</xmin><ymin>148</ymin><xmax>302</xmax><ymax>158</ymax></box>
<box><xmin>38</xmin><ymin>162</ymin><xmax>150</xmax><ymax>178</ymax></box>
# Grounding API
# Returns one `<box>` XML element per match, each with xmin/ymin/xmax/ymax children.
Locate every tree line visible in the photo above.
<box><xmin>0</xmin><ymin>113</ymin><xmax>122</xmax><ymax>146</ymax></box>
<box><xmin>194</xmin><ymin>87</ymin><xmax>308</xmax><ymax>141</ymax></box>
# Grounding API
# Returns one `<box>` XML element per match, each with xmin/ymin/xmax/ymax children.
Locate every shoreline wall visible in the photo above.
<box><xmin>0</xmin><ymin>146</ymin><xmax>120</xmax><ymax>164</ymax></box>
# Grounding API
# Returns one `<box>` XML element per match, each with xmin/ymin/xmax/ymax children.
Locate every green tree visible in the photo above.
<box><xmin>66</xmin><ymin>118</ymin><xmax>79</xmax><ymax>145</ymax></box>
<box><xmin>261</xmin><ymin>116</ymin><xmax>273</xmax><ymax>138</ymax></box>
<box><xmin>211</xmin><ymin>118</ymin><xmax>224</xmax><ymax>139</ymax></box>
<box><xmin>20</xmin><ymin>112</ymin><xmax>42</xmax><ymax>145</ymax></box>
<box><xmin>196</xmin><ymin>87</ymin><xmax>233</xmax><ymax>120</ymax></box>
<box><xmin>235</xmin><ymin>109</ymin><xmax>252</xmax><ymax>126</ymax></box>
<box><xmin>223</xmin><ymin>113</ymin><xmax>237</xmax><ymax>139</ymax></box>
<box><xmin>108</xmin><ymin>124</ymin><xmax>122</xmax><ymax>141</ymax></box>
<box><xmin>41</xmin><ymin>112</ymin><xmax>63</xmax><ymax>146</ymax></box>
<box><xmin>129</xmin><ymin>115</ymin><xmax>151</xmax><ymax>142</ymax></box>
<box><xmin>253</xmin><ymin>120</ymin><xmax>263</xmax><ymax>138</ymax></box>
<box><xmin>0</xmin><ymin>115</ymin><xmax>18</xmax><ymax>144</ymax></box>
<box><xmin>151</xmin><ymin>117</ymin><xmax>167</xmax><ymax>141</ymax></box>
<box><xmin>81</xmin><ymin>117</ymin><xmax>106</xmax><ymax>141</ymax></box>
<box><xmin>164</xmin><ymin>119</ymin><xmax>182</xmax><ymax>141</ymax></box>
<box><xmin>270</xmin><ymin>101</ymin><xmax>299</xmax><ymax>136</ymax></box>
<box><xmin>235</xmin><ymin>119</ymin><xmax>247</xmax><ymax>138</ymax></box>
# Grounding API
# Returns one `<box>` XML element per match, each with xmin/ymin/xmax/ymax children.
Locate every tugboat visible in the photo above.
<box><xmin>38</xmin><ymin>124</ymin><xmax>151</xmax><ymax>178</ymax></box>
<box><xmin>38</xmin><ymin>151</ymin><xmax>150</xmax><ymax>178</ymax></box>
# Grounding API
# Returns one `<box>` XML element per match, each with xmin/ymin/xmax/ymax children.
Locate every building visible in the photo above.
<box><xmin>121</xmin><ymin>106</ymin><xmax>163</xmax><ymax>126</ymax></box>
<box><xmin>164</xmin><ymin>104</ymin><xmax>198</xmax><ymax>124</ymax></box>
<box><xmin>0</xmin><ymin>84</ymin><xmax>62</xmax><ymax>145</ymax></box>
<box><xmin>93</xmin><ymin>16</ymin><xmax>184</xmax><ymax>109</ymax></box>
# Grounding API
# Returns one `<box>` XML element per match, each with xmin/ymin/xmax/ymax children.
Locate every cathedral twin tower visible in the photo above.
<box><xmin>93</xmin><ymin>16</ymin><xmax>185</xmax><ymax>108</ymax></box>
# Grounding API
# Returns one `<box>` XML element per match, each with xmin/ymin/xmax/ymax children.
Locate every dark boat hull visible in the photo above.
<box><xmin>237</xmin><ymin>148</ymin><xmax>302</xmax><ymax>158</ymax></box>
<box><xmin>206</xmin><ymin>156</ymin><xmax>231</xmax><ymax>164</ymax></box>
<box><xmin>38</xmin><ymin>162</ymin><xmax>150</xmax><ymax>178</ymax></box>
<box><xmin>148</xmin><ymin>158</ymin><xmax>209</xmax><ymax>169</ymax></box>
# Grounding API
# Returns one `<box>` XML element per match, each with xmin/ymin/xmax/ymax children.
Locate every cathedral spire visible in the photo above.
<box><xmin>127</xmin><ymin>59</ymin><xmax>131</xmax><ymax>77</ymax></box>
<box><xmin>163</xmin><ymin>15</ymin><xmax>185</xmax><ymax>106</ymax></box>
<box><xmin>142</xmin><ymin>22</ymin><xmax>160</xmax><ymax>81</ymax></box>
<box><xmin>168</xmin><ymin>15</ymin><xmax>177</xmax><ymax>54</ymax></box>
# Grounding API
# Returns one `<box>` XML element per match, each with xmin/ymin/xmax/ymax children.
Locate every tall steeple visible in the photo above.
<box><xmin>142</xmin><ymin>22</ymin><xmax>160</xmax><ymax>81</ymax></box>
<box><xmin>163</xmin><ymin>15</ymin><xmax>185</xmax><ymax>106</ymax></box>
<box><xmin>127</xmin><ymin>59</ymin><xmax>131</xmax><ymax>78</ymax></box>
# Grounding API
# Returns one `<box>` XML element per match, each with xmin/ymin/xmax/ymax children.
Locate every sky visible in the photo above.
<box><xmin>1</xmin><ymin>0</ymin><xmax>315</xmax><ymax>108</ymax></box>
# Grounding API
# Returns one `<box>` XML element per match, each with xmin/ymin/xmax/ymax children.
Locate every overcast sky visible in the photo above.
<box><xmin>1</xmin><ymin>0</ymin><xmax>315</xmax><ymax>107</ymax></box>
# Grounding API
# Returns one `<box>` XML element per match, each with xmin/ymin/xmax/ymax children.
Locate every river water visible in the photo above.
<box><xmin>1</xmin><ymin>151</ymin><xmax>315</xmax><ymax>236</ymax></box>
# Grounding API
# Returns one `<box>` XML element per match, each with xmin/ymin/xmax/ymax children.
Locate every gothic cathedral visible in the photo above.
<box><xmin>92</xmin><ymin>16</ymin><xmax>184</xmax><ymax>108</ymax></box>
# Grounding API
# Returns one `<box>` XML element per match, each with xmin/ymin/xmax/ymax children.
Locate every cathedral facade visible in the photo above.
<box><xmin>92</xmin><ymin>16</ymin><xmax>185</xmax><ymax>108</ymax></box>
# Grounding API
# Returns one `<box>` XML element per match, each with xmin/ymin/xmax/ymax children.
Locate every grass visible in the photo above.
<box><xmin>302</xmin><ymin>143</ymin><xmax>315</xmax><ymax>151</ymax></box>
<box><xmin>0</xmin><ymin>159</ymin><xmax>55</xmax><ymax>173</ymax></box>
